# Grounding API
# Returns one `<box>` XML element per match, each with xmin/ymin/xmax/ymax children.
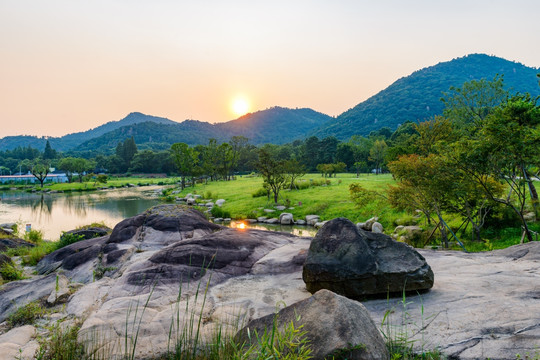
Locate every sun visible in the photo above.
<box><xmin>231</xmin><ymin>97</ymin><xmax>250</xmax><ymax>117</ymax></box>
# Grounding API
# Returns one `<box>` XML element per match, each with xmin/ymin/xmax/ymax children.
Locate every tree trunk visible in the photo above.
<box><xmin>437</xmin><ymin>212</ymin><xmax>449</xmax><ymax>248</ymax></box>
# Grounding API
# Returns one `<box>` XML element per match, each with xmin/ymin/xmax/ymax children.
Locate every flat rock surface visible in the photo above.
<box><xmin>363</xmin><ymin>242</ymin><xmax>540</xmax><ymax>360</ymax></box>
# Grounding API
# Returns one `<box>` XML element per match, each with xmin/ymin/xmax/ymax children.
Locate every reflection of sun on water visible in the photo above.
<box><xmin>236</xmin><ymin>222</ymin><xmax>246</xmax><ymax>230</ymax></box>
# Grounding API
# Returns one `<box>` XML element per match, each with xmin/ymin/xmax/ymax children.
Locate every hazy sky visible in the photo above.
<box><xmin>1</xmin><ymin>0</ymin><xmax>539</xmax><ymax>137</ymax></box>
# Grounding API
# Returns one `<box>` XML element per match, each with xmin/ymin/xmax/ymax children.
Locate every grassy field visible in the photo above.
<box><xmin>173</xmin><ymin>173</ymin><xmax>406</xmax><ymax>229</ymax></box>
<box><xmin>171</xmin><ymin>173</ymin><xmax>539</xmax><ymax>252</ymax></box>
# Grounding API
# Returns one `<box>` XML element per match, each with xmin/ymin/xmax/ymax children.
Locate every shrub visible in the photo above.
<box><xmin>252</xmin><ymin>187</ymin><xmax>269</xmax><ymax>198</ymax></box>
<box><xmin>56</xmin><ymin>233</ymin><xmax>85</xmax><ymax>250</ymax></box>
<box><xmin>211</xmin><ymin>206</ymin><xmax>231</xmax><ymax>219</ymax></box>
<box><xmin>36</xmin><ymin>323</ymin><xmax>85</xmax><ymax>360</ymax></box>
<box><xmin>293</xmin><ymin>180</ymin><xmax>311</xmax><ymax>190</ymax></box>
<box><xmin>0</xmin><ymin>260</ymin><xmax>24</xmax><ymax>282</ymax></box>
<box><xmin>24</xmin><ymin>229</ymin><xmax>44</xmax><ymax>243</ymax></box>
<box><xmin>7</xmin><ymin>301</ymin><xmax>45</xmax><ymax>328</ymax></box>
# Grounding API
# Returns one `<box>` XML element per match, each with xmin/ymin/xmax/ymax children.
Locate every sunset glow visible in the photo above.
<box><xmin>231</xmin><ymin>97</ymin><xmax>250</xmax><ymax>117</ymax></box>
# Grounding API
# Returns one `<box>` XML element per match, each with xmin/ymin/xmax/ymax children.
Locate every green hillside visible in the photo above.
<box><xmin>312</xmin><ymin>54</ymin><xmax>540</xmax><ymax>139</ymax></box>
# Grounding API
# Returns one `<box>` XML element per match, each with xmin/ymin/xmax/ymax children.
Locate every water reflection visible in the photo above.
<box><xmin>0</xmin><ymin>187</ymin><xmax>163</xmax><ymax>240</ymax></box>
<box><xmin>229</xmin><ymin>220</ymin><xmax>317</xmax><ymax>237</ymax></box>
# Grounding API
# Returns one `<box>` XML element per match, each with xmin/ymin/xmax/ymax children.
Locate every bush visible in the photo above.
<box><xmin>24</xmin><ymin>229</ymin><xmax>44</xmax><ymax>243</ymax></box>
<box><xmin>56</xmin><ymin>233</ymin><xmax>85</xmax><ymax>250</ymax></box>
<box><xmin>252</xmin><ymin>187</ymin><xmax>269</xmax><ymax>198</ymax></box>
<box><xmin>7</xmin><ymin>301</ymin><xmax>45</xmax><ymax>328</ymax></box>
<box><xmin>211</xmin><ymin>206</ymin><xmax>231</xmax><ymax>219</ymax></box>
<box><xmin>293</xmin><ymin>180</ymin><xmax>311</xmax><ymax>190</ymax></box>
<box><xmin>0</xmin><ymin>260</ymin><xmax>24</xmax><ymax>282</ymax></box>
<box><xmin>36</xmin><ymin>323</ymin><xmax>85</xmax><ymax>360</ymax></box>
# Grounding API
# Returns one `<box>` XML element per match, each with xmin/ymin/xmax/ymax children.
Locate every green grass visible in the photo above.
<box><xmin>35</xmin><ymin>176</ymin><xmax>178</xmax><ymax>193</ymax></box>
<box><xmin>7</xmin><ymin>301</ymin><xmax>46</xmax><ymax>329</ymax></box>
<box><xmin>176</xmin><ymin>173</ymin><xmax>405</xmax><ymax>230</ymax></box>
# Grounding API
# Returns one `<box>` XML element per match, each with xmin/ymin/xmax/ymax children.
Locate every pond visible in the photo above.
<box><xmin>0</xmin><ymin>187</ymin><xmax>317</xmax><ymax>240</ymax></box>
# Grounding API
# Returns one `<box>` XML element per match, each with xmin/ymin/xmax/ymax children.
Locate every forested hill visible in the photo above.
<box><xmin>0</xmin><ymin>108</ymin><xmax>331</xmax><ymax>152</ymax></box>
<box><xmin>70</xmin><ymin>107</ymin><xmax>332</xmax><ymax>155</ymax></box>
<box><xmin>0</xmin><ymin>112</ymin><xmax>178</xmax><ymax>152</ymax></box>
<box><xmin>311</xmin><ymin>54</ymin><xmax>540</xmax><ymax>139</ymax></box>
<box><xmin>216</xmin><ymin>107</ymin><xmax>332</xmax><ymax>144</ymax></box>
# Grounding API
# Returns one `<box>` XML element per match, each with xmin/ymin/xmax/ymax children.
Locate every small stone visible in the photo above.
<box><xmin>372</xmin><ymin>222</ymin><xmax>384</xmax><ymax>234</ymax></box>
<box><xmin>264</xmin><ymin>209</ymin><xmax>275</xmax><ymax>213</ymax></box>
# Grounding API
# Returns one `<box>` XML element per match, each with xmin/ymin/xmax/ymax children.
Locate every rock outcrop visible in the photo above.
<box><xmin>303</xmin><ymin>217</ymin><xmax>434</xmax><ymax>299</ymax></box>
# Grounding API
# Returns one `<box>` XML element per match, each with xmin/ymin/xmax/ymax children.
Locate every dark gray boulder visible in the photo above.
<box><xmin>0</xmin><ymin>253</ymin><xmax>12</xmax><ymax>267</ymax></box>
<box><xmin>302</xmin><ymin>217</ymin><xmax>433</xmax><ymax>299</ymax></box>
<box><xmin>236</xmin><ymin>289</ymin><xmax>389</xmax><ymax>360</ymax></box>
<box><xmin>36</xmin><ymin>205</ymin><xmax>224</xmax><ymax>283</ymax></box>
<box><xmin>0</xmin><ymin>238</ymin><xmax>35</xmax><ymax>252</ymax></box>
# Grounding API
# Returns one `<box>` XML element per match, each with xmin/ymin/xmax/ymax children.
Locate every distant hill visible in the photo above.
<box><xmin>312</xmin><ymin>54</ymin><xmax>540</xmax><ymax>139</ymax></box>
<box><xmin>68</xmin><ymin>107</ymin><xmax>332</xmax><ymax>154</ymax></box>
<box><xmin>0</xmin><ymin>112</ymin><xmax>178</xmax><ymax>152</ymax></box>
<box><xmin>217</xmin><ymin>107</ymin><xmax>332</xmax><ymax>144</ymax></box>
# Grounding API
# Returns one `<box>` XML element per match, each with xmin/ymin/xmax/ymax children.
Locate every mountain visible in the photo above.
<box><xmin>216</xmin><ymin>107</ymin><xmax>333</xmax><ymax>144</ymax></box>
<box><xmin>71</xmin><ymin>107</ymin><xmax>332</xmax><ymax>154</ymax></box>
<box><xmin>311</xmin><ymin>54</ymin><xmax>540</xmax><ymax>139</ymax></box>
<box><xmin>0</xmin><ymin>112</ymin><xmax>178</xmax><ymax>152</ymax></box>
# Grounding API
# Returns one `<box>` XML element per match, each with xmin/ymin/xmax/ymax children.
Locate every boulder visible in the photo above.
<box><xmin>246</xmin><ymin>219</ymin><xmax>258</xmax><ymax>224</ymax></box>
<box><xmin>0</xmin><ymin>223</ymin><xmax>17</xmax><ymax>230</ymax></box>
<box><xmin>305</xmin><ymin>215</ymin><xmax>320</xmax><ymax>226</ymax></box>
<box><xmin>279</xmin><ymin>213</ymin><xmax>294</xmax><ymax>225</ymax></box>
<box><xmin>314</xmin><ymin>221</ymin><xmax>327</xmax><ymax>229</ymax></box>
<box><xmin>371</xmin><ymin>222</ymin><xmax>384</xmax><ymax>234</ymax></box>
<box><xmin>236</xmin><ymin>289</ymin><xmax>389</xmax><ymax>360</ymax></box>
<box><xmin>0</xmin><ymin>325</ymin><xmax>39</xmax><ymax>360</ymax></box>
<box><xmin>186</xmin><ymin>197</ymin><xmax>196</xmax><ymax>205</ymax></box>
<box><xmin>302</xmin><ymin>218</ymin><xmax>434</xmax><ymax>299</ymax></box>
<box><xmin>36</xmin><ymin>205</ymin><xmax>222</xmax><ymax>283</ymax></box>
<box><xmin>275</xmin><ymin>205</ymin><xmax>286</xmax><ymax>211</ymax></box>
<box><xmin>47</xmin><ymin>274</ymin><xmax>71</xmax><ymax>305</ymax></box>
<box><xmin>205</xmin><ymin>202</ymin><xmax>214</xmax><ymax>208</ymax></box>
<box><xmin>216</xmin><ymin>199</ymin><xmax>226</xmax><ymax>207</ymax></box>
<box><xmin>296</xmin><ymin>220</ymin><xmax>306</xmax><ymax>225</ymax></box>
<box><xmin>264</xmin><ymin>209</ymin><xmax>275</xmax><ymax>213</ymax></box>
<box><xmin>265</xmin><ymin>218</ymin><xmax>279</xmax><ymax>224</ymax></box>
<box><xmin>257</xmin><ymin>216</ymin><xmax>268</xmax><ymax>222</ymax></box>
<box><xmin>0</xmin><ymin>274</ymin><xmax>57</xmax><ymax>322</ymax></box>
<box><xmin>0</xmin><ymin>238</ymin><xmax>35</xmax><ymax>253</ymax></box>
<box><xmin>0</xmin><ymin>228</ymin><xmax>14</xmax><ymax>235</ymax></box>
<box><xmin>61</xmin><ymin>227</ymin><xmax>110</xmax><ymax>241</ymax></box>
<box><xmin>357</xmin><ymin>216</ymin><xmax>378</xmax><ymax>231</ymax></box>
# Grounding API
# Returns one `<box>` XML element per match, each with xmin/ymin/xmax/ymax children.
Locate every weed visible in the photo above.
<box><xmin>7</xmin><ymin>301</ymin><xmax>45</xmax><ymax>328</ymax></box>
<box><xmin>0</xmin><ymin>260</ymin><xmax>24</xmax><ymax>282</ymax></box>
<box><xmin>211</xmin><ymin>206</ymin><xmax>231</xmax><ymax>219</ymax></box>
<box><xmin>35</xmin><ymin>322</ymin><xmax>86</xmax><ymax>360</ymax></box>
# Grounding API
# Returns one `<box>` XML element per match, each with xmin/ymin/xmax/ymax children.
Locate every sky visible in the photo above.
<box><xmin>1</xmin><ymin>0</ymin><xmax>539</xmax><ymax>137</ymax></box>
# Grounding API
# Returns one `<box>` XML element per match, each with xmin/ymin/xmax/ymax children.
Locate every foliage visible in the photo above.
<box><xmin>24</xmin><ymin>228</ymin><xmax>44</xmax><ymax>243</ymax></box>
<box><xmin>7</xmin><ymin>301</ymin><xmax>45</xmax><ymax>328</ymax></box>
<box><xmin>171</xmin><ymin>142</ymin><xmax>199</xmax><ymax>190</ymax></box>
<box><xmin>256</xmin><ymin>148</ymin><xmax>289</xmax><ymax>204</ymax></box>
<box><xmin>0</xmin><ymin>260</ymin><xmax>24</xmax><ymax>282</ymax></box>
<box><xmin>36</xmin><ymin>323</ymin><xmax>86</xmax><ymax>360</ymax></box>
<box><xmin>211</xmin><ymin>206</ymin><xmax>231</xmax><ymax>219</ymax></box>
<box><xmin>57</xmin><ymin>233</ymin><xmax>86</xmax><ymax>250</ymax></box>
<box><xmin>252</xmin><ymin>187</ymin><xmax>269</xmax><ymax>198</ymax></box>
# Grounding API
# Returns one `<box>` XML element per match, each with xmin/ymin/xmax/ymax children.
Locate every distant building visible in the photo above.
<box><xmin>0</xmin><ymin>173</ymin><xmax>68</xmax><ymax>184</ymax></box>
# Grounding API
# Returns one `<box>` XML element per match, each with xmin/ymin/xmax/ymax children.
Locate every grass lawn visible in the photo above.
<box><xmin>174</xmin><ymin>173</ymin><xmax>408</xmax><ymax>231</ymax></box>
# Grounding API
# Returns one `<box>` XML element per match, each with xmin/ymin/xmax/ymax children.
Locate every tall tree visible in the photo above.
<box><xmin>170</xmin><ymin>143</ymin><xmax>199</xmax><ymax>190</ymax></box>
<box><xmin>43</xmin><ymin>140</ymin><xmax>57</xmax><ymax>160</ymax></box>
<box><xmin>31</xmin><ymin>160</ymin><xmax>50</xmax><ymax>188</ymax></box>
<box><xmin>369</xmin><ymin>140</ymin><xmax>388</xmax><ymax>175</ymax></box>
<box><xmin>255</xmin><ymin>148</ymin><xmax>288</xmax><ymax>204</ymax></box>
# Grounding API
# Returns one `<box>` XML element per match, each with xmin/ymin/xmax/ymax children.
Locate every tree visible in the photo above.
<box><xmin>255</xmin><ymin>148</ymin><xmax>288</xmax><ymax>204</ymax></box>
<box><xmin>448</xmin><ymin>94</ymin><xmax>540</xmax><ymax>242</ymax></box>
<box><xmin>442</xmin><ymin>76</ymin><xmax>508</xmax><ymax>131</ymax></box>
<box><xmin>229</xmin><ymin>136</ymin><xmax>249</xmax><ymax>178</ymax></box>
<box><xmin>171</xmin><ymin>143</ymin><xmax>199</xmax><ymax>190</ymax></box>
<box><xmin>388</xmin><ymin>154</ymin><xmax>455</xmax><ymax>247</ymax></box>
<box><xmin>73</xmin><ymin>158</ymin><xmax>94</xmax><ymax>183</ymax></box>
<box><xmin>31</xmin><ymin>160</ymin><xmax>50</xmax><ymax>188</ymax></box>
<box><xmin>115</xmin><ymin>137</ymin><xmax>138</xmax><ymax>172</ymax></box>
<box><xmin>58</xmin><ymin>157</ymin><xmax>78</xmax><ymax>182</ymax></box>
<box><xmin>284</xmin><ymin>159</ymin><xmax>306</xmax><ymax>190</ymax></box>
<box><xmin>369</xmin><ymin>140</ymin><xmax>388</xmax><ymax>175</ymax></box>
<box><xmin>43</xmin><ymin>140</ymin><xmax>57</xmax><ymax>160</ymax></box>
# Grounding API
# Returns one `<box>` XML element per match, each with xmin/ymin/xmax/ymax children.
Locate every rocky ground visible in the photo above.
<box><xmin>0</xmin><ymin>205</ymin><xmax>538</xmax><ymax>359</ymax></box>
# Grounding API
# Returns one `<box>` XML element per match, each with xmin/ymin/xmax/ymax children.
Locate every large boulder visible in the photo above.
<box><xmin>302</xmin><ymin>218</ymin><xmax>434</xmax><ymax>299</ymax></box>
<box><xmin>236</xmin><ymin>289</ymin><xmax>389</xmax><ymax>360</ymax></box>
<box><xmin>305</xmin><ymin>215</ymin><xmax>320</xmax><ymax>226</ymax></box>
<box><xmin>36</xmin><ymin>205</ymin><xmax>223</xmax><ymax>283</ymax></box>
